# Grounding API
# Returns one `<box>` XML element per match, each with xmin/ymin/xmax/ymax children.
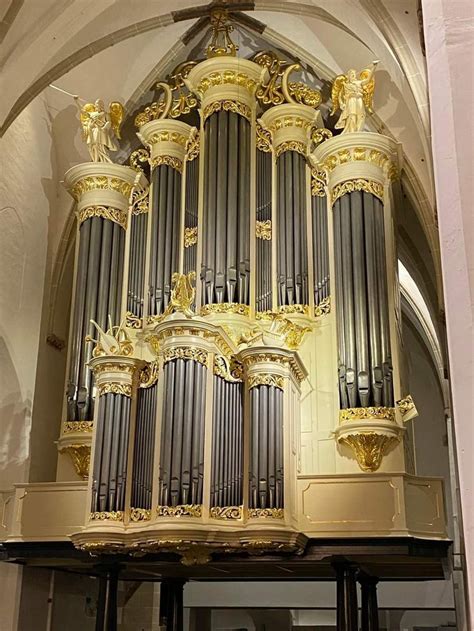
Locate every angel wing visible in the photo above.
<box><xmin>109</xmin><ymin>101</ymin><xmax>124</xmax><ymax>139</ymax></box>
<box><xmin>359</xmin><ymin>68</ymin><xmax>375</xmax><ymax>113</ymax></box>
<box><xmin>330</xmin><ymin>74</ymin><xmax>347</xmax><ymax>115</ymax></box>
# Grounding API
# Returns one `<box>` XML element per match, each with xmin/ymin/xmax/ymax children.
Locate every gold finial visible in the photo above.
<box><xmin>206</xmin><ymin>9</ymin><xmax>238</xmax><ymax>58</ymax></box>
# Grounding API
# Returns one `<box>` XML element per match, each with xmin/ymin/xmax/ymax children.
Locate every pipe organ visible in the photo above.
<box><xmin>54</xmin><ymin>14</ymin><xmax>446</xmax><ymax>563</ymax></box>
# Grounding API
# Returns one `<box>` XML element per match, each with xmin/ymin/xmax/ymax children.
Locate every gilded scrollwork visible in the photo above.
<box><xmin>77</xmin><ymin>205</ymin><xmax>127</xmax><ymax>230</ymax></box>
<box><xmin>310</xmin><ymin>167</ymin><xmax>327</xmax><ymax>197</ymax></box>
<box><xmin>331</xmin><ymin>179</ymin><xmax>384</xmax><ymax>205</ymax></box>
<box><xmin>125</xmin><ymin>311</ymin><xmax>142</xmax><ymax>329</ymax></box>
<box><xmin>90</xmin><ymin>511</ymin><xmax>124</xmax><ymax>521</ymax></box>
<box><xmin>156</xmin><ymin>504</ymin><xmax>202</xmax><ymax>518</ymax></box>
<box><xmin>129</xmin><ymin>147</ymin><xmax>150</xmax><ymax>172</ymax></box>
<box><xmin>275</xmin><ymin>140</ymin><xmax>307</xmax><ymax>158</ymax></box>
<box><xmin>139</xmin><ymin>361</ymin><xmax>159</xmax><ymax>389</ymax></box>
<box><xmin>339</xmin><ymin>433</ymin><xmax>398</xmax><ymax>472</ymax></box>
<box><xmin>63</xmin><ymin>421</ymin><xmax>93</xmax><ymax>434</ymax></box>
<box><xmin>256</xmin><ymin>220</ymin><xmax>272</xmax><ymax>240</ymax></box>
<box><xmin>210</xmin><ymin>506</ymin><xmax>243</xmax><ymax>520</ymax></box>
<box><xmin>71</xmin><ymin>176</ymin><xmax>133</xmax><ymax>201</ymax></box>
<box><xmin>248</xmin><ymin>508</ymin><xmax>284</xmax><ymax>519</ymax></box>
<box><xmin>214</xmin><ymin>355</ymin><xmax>243</xmax><ymax>382</ymax></box>
<box><xmin>396</xmin><ymin>394</ymin><xmax>418</xmax><ymax>420</ymax></box>
<box><xmin>130</xmin><ymin>508</ymin><xmax>152</xmax><ymax>522</ymax></box>
<box><xmin>203</xmin><ymin>100</ymin><xmax>251</xmax><ymax>122</ymax></box>
<box><xmin>339</xmin><ymin>406</ymin><xmax>396</xmax><ymax>423</ymax></box>
<box><xmin>58</xmin><ymin>444</ymin><xmax>90</xmax><ymax>479</ymax></box>
<box><xmin>129</xmin><ymin>183</ymin><xmax>149</xmax><ymax>216</ymax></box>
<box><xmin>200</xmin><ymin>303</ymin><xmax>250</xmax><ymax>317</ymax></box>
<box><xmin>163</xmin><ymin>347</ymin><xmax>209</xmax><ymax>367</ymax></box>
<box><xmin>97</xmin><ymin>382</ymin><xmax>132</xmax><ymax>397</ymax></box>
<box><xmin>248</xmin><ymin>374</ymin><xmax>285</xmax><ymax>390</ymax></box>
<box><xmin>184</xmin><ymin>226</ymin><xmax>198</xmax><ymax>248</ymax></box>
<box><xmin>314</xmin><ymin>296</ymin><xmax>331</xmax><ymax>317</ymax></box>
<box><xmin>185</xmin><ymin>127</ymin><xmax>200</xmax><ymax>161</ymax></box>
<box><xmin>256</xmin><ymin>122</ymin><xmax>272</xmax><ymax>152</ymax></box>
<box><xmin>150</xmin><ymin>155</ymin><xmax>183</xmax><ymax>173</ymax></box>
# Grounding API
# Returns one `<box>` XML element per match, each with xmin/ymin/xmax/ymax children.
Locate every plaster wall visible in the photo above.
<box><xmin>422</xmin><ymin>0</ymin><xmax>474</xmax><ymax>617</ymax></box>
<box><xmin>0</xmin><ymin>95</ymin><xmax>52</xmax><ymax>631</ymax></box>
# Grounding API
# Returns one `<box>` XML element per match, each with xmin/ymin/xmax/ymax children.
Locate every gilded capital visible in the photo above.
<box><xmin>260</xmin><ymin>104</ymin><xmax>321</xmax><ymax>158</ymax></box>
<box><xmin>138</xmin><ymin>119</ymin><xmax>193</xmax><ymax>172</ymax></box>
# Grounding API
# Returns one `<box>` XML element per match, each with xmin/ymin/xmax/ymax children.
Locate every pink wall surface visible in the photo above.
<box><xmin>422</xmin><ymin>0</ymin><xmax>474</xmax><ymax>622</ymax></box>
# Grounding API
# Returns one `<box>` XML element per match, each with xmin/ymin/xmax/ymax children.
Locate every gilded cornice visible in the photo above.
<box><xmin>70</xmin><ymin>176</ymin><xmax>133</xmax><ymax>201</ymax></box>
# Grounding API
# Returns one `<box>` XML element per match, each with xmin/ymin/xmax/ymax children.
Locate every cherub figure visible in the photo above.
<box><xmin>74</xmin><ymin>97</ymin><xmax>124</xmax><ymax>162</ymax></box>
<box><xmin>331</xmin><ymin>62</ymin><xmax>379</xmax><ymax>133</ymax></box>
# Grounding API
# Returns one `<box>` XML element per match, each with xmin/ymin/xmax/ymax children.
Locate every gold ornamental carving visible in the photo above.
<box><xmin>255</xmin><ymin>311</ymin><xmax>310</xmax><ymax>350</ymax></box>
<box><xmin>206</xmin><ymin>9</ymin><xmax>238</xmax><ymax>58</ymax></box>
<box><xmin>253</xmin><ymin>50</ymin><xmax>321</xmax><ymax>109</ymax></box>
<box><xmin>277</xmin><ymin>304</ymin><xmax>309</xmax><ymax>315</ymax></box>
<box><xmin>311</xmin><ymin>167</ymin><xmax>327</xmax><ymax>197</ymax></box>
<box><xmin>331</xmin><ymin>63</ymin><xmax>377</xmax><ymax>134</ymax></box>
<box><xmin>125</xmin><ymin>311</ymin><xmax>142</xmax><ymax>329</ymax></box>
<box><xmin>185</xmin><ymin>128</ymin><xmax>200</xmax><ymax>161</ymax></box>
<box><xmin>157</xmin><ymin>504</ymin><xmax>202</xmax><ymax>518</ymax></box>
<box><xmin>275</xmin><ymin>140</ymin><xmax>307</xmax><ymax>159</ymax></box>
<box><xmin>139</xmin><ymin>361</ymin><xmax>159</xmax><ymax>389</ymax></box>
<box><xmin>396</xmin><ymin>394</ymin><xmax>418</xmax><ymax>421</ymax></box>
<box><xmin>203</xmin><ymin>99</ymin><xmax>251</xmax><ymax>122</ymax></box>
<box><xmin>130</xmin><ymin>508</ymin><xmax>152</xmax><ymax>522</ymax></box>
<box><xmin>163</xmin><ymin>347</ymin><xmax>209</xmax><ymax>367</ymax></box>
<box><xmin>314</xmin><ymin>296</ymin><xmax>331</xmax><ymax>317</ymax></box>
<box><xmin>321</xmin><ymin>146</ymin><xmax>398</xmax><ymax>181</ymax></box>
<box><xmin>339</xmin><ymin>406</ymin><xmax>396</xmax><ymax>423</ymax></box>
<box><xmin>248</xmin><ymin>508</ymin><xmax>284</xmax><ymax>519</ymax></box>
<box><xmin>129</xmin><ymin>147</ymin><xmax>150</xmax><ymax>172</ymax></box>
<box><xmin>130</xmin><ymin>183</ymin><xmax>149</xmax><ymax>216</ymax></box>
<box><xmin>214</xmin><ymin>355</ymin><xmax>243</xmax><ymax>383</ymax></box>
<box><xmin>210</xmin><ymin>506</ymin><xmax>243</xmax><ymax>520</ymax></box>
<box><xmin>248</xmin><ymin>374</ymin><xmax>285</xmax><ymax>390</ymax></box>
<box><xmin>90</xmin><ymin>511</ymin><xmax>124</xmax><ymax>521</ymax></box>
<box><xmin>242</xmin><ymin>352</ymin><xmax>305</xmax><ymax>384</ymax></box>
<box><xmin>256</xmin><ymin>122</ymin><xmax>272</xmax><ymax>152</ymax></box>
<box><xmin>59</xmin><ymin>444</ymin><xmax>90</xmax><ymax>479</ymax></box>
<box><xmin>331</xmin><ymin>178</ymin><xmax>384</xmax><ymax>205</ymax></box>
<box><xmin>184</xmin><ymin>226</ymin><xmax>198</xmax><ymax>248</ymax></box>
<box><xmin>71</xmin><ymin>176</ymin><xmax>133</xmax><ymax>201</ymax></box>
<box><xmin>150</xmin><ymin>155</ymin><xmax>183</xmax><ymax>173</ymax></box>
<box><xmin>200</xmin><ymin>303</ymin><xmax>250</xmax><ymax>317</ymax></box>
<box><xmin>86</xmin><ymin>319</ymin><xmax>134</xmax><ymax>358</ymax></box>
<box><xmin>256</xmin><ymin>220</ymin><xmax>272</xmax><ymax>240</ymax></box>
<box><xmin>339</xmin><ymin>433</ymin><xmax>398</xmax><ymax>472</ymax></box>
<box><xmin>63</xmin><ymin>421</ymin><xmax>93</xmax><ymax>434</ymax></box>
<box><xmin>77</xmin><ymin>205</ymin><xmax>127</xmax><ymax>230</ymax></box>
<box><xmin>97</xmin><ymin>382</ymin><xmax>132</xmax><ymax>397</ymax></box>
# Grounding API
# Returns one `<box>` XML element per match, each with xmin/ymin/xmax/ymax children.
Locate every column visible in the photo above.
<box><xmin>333</xmin><ymin>561</ymin><xmax>359</xmax><ymax>631</ymax></box>
<box><xmin>186</xmin><ymin>55</ymin><xmax>264</xmax><ymax>311</ymax></box>
<box><xmin>59</xmin><ymin>163</ymin><xmax>136</xmax><ymax>479</ymax></box>
<box><xmin>89</xmin><ymin>352</ymin><xmax>141</xmax><ymax>521</ymax></box>
<box><xmin>359</xmin><ymin>575</ymin><xmax>380</xmax><ymax>631</ymax></box>
<box><xmin>159</xmin><ymin>579</ymin><xmax>186</xmax><ymax>631</ymax></box>
<box><xmin>261</xmin><ymin>104</ymin><xmax>318</xmax><ymax>312</ymax></box>
<box><xmin>312</xmin><ymin>133</ymin><xmax>405</xmax><ymax>472</ymax></box>
<box><xmin>137</xmin><ymin>119</ymin><xmax>192</xmax><ymax>320</ymax></box>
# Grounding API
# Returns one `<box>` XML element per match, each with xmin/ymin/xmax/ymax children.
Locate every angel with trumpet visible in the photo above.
<box><xmin>331</xmin><ymin>61</ymin><xmax>379</xmax><ymax>133</ymax></box>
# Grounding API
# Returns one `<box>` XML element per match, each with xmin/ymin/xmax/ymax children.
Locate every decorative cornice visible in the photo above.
<box><xmin>339</xmin><ymin>406</ymin><xmax>396</xmax><ymax>423</ymax></box>
<box><xmin>194</xmin><ymin>72</ymin><xmax>258</xmax><ymax>98</ymax></box>
<box><xmin>157</xmin><ymin>505</ymin><xmax>202</xmax><ymax>518</ymax></box>
<box><xmin>331</xmin><ymin>178</ymin><xmax>384</xmax><ymax>205</ymax></box>
<box><xmin>70</xmin><ymin>176</ymin><xmax>133</xmax><ymax>202</ymax></box>
<box><xmin>248</xmin><ymin>374</ymin><xmax>284</xmax><ymax>390</ymax></box>
<box><xmin>77</xmin><ymin>205</ymin><xmax>127</xmax><ymax>230</ymax></box>
<box><xmin>163</xmin><ymin>347</ymin><xmax>209</xmax><ymax>367</ymax></box>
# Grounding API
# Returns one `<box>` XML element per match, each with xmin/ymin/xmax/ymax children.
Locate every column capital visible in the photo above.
<box><xmin>89</xmin><ymin>355</ymin><xmax>143</xmax><ymax>397</ymax></box>
<box><xmin>137</xmin><ymin>118</ymin><xmax>193</xmax><ymax>172</ymax></box>
<box><xmin>186</xmin><ymin>56</ymin><xmax>265</xmax><ymax>121</ymax></box>
<box><xmin>64</xmin><ymin>162</ymin><xmax>137</xmax><ymax>229</ymax></box>
<box><xmin>260</xmin><ymin>103</ymin><xmax>321</xmax><ymax>158</ymax></box>
<box><xmin>311</xmin><ymin>131</ymin><xmax>402</xmax><ymax>204</ymax></box>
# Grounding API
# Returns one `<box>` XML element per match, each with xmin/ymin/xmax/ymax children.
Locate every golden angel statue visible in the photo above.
<box><xmin>74</xmin><ymin>97</ymin><xmax>124</xmax><ymax>162</ymax></box>
<box><xmin>331</xmin><ymin>61</ymin><xmax>379</xmax><ymax>133</ymax></box>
